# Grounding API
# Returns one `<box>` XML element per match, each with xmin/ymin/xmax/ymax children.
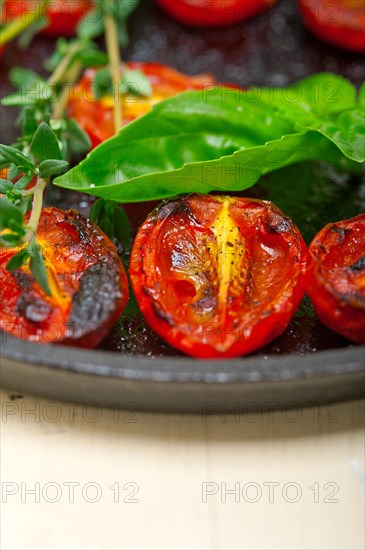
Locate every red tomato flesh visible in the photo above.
<box><xmin>155</xmin><ymin>0</ymin><xmax>276</xmax><ymax>27</ymax></box>
<box><xmin>130</xmin><ymin>195</ymin><xmax>307</xmax><ymax>358</ymax></box>
<box><xmin>67</xmin><ymin>62</ymin><xmax>215</xmax><ymax>148</ymax></box>
<box><xmin>0</xmin><ymin>207</ymin><xmax>129</xmax><ymax>347</ymax></box>
<box><xmin>3</xmin><ymin>0</ymin><xmax>93</xmax><ymax>38</ymax></box>
<box><xmin>298</xmin><ymin>0</ymin><xmax>365</xmax><ymax>53</ymax></box>
<box><xmin>306</xmin><ymin>214</ymin><xmax>365</xmax><ymax>344</ymax></box>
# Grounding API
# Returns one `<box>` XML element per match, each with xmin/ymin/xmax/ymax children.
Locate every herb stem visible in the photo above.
<box><xmin>104</xmin><ymin>5</ymin><xmax>122</xmax><ymax>133</ymax></box>
<box><xmin>22</xmin><ymin>187</ymin><xmax>36</xmax><ymax>197</ymax></box>
<box><xmin>25</xmin><ymin>177</ymin><xmax>47</xmax><ymax>240</ymax></box>
<box><xmin>51</xmin><ymin>60</ymin><xmax>82</xmax><ymax>119</ymax></box>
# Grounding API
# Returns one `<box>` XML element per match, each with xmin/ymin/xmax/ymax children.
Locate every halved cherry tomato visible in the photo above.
<box><xmin>130</xmin><ymin>195</ymin><xmax>307</xmax><ymax>358</ymax></box>
<box><xmin>155</xmin><ymin>0</ymin><xmax>276</xmax><ymax>27</ymax></box>
<box><xmin>298</xmin><ymin>0</ymin><xmax>365</xmax><ymax>52</ymax></box>
<box><xmin>3</xmin><ymin>0</ymin><xmax>93</xmax><ymax>38</ymax></box>
<box><xmin>306</xmin><ymin>214</ymin><xmax>365</xmax><ymax>344</ymax></box>
<box><xmin>67</xmin><ymin>62</ymin><xmax>215</xmax><ymax>148</ymax></box>
<box><xmin>0</xmin><ymin>207</ymin><xmax>128</xmax><ymax>347</ymax></box>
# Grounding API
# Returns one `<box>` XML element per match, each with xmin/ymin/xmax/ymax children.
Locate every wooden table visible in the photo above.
<box><xmin>1</xmin><ymin>388</ymin><xmax>364</xmax><ymax>549</ymax></box>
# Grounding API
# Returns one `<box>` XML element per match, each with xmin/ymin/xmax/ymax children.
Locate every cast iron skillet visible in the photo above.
<box><xmin>0</xmin><ymin>0</ymin><xmax>364</xmax><ymax>412</ymax></box>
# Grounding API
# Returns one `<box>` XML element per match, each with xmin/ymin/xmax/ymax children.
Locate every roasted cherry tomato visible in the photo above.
<box><xmin>130</xmin><ymin>195</ymin><xmax>307</xmax><ymax>358</ymax></box>
<box><xmin>0</xmin><ymin>207</ymin><xmax>128</xmax><ymax>347</ymax></box>
<box><xmin>298</xmin><ymin>0</ymin><xmax>365</xmax><ymax>52</ymax></box>
<box><xmin>306</xmin><ymin>214</ymin><xmax>365</xmax><ymax>344</ymax></box>
<box><xmin>3</xmin><ymin>0</ymin><xmax>93</xmax><ymax>38</ymax></box>
<box><xmin>67</xmin><ymin>62</ymin><xmax>214</xmax><ymax>148</ymax></box>
<box><xmin>155</xmin><ymin>0</ymin><xmax>275</xmax><ymax>27</ymax></box>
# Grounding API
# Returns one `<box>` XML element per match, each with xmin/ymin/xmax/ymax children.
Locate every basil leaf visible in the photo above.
<box><xmin>257</xmin><ymin>73</ymin><xmax>357</xmax><ymax>123</ymax></box>
<box><xmin>55</xmin><ymin>78</ymin><xmax>362</xmax><ymax>202</ymax></box>
<box><xmin>38</xmin><ymin>159</ymin><xmax>69</xmax><ymax>178</ymax></box>
<box><xmin>6</xmin><ymin>248</ymin><xmax>30</xmax><ymax>271</ymax></box>
<box><xmin>0</xmin><ymin>145</ymin><xmax>35</xmax><ymax>172</ymax></box>
<box><xmin>28</xmin><ymin>241</ymin><xmax>52</xmax><ymax>296</ymax></box>
<box><xmin>30</xmin><ymin>122</ymin><xmax>62</xmax><ymax>162</ymax></box>
<box><xmin>359</xmin><ymin>81</ymin><xmax>365</xmax><ymax>108</ymax></box>
<box><xmin>302</xmin><ymin>108</ymin><xmax>365</xmax><ymax>162</ymax></box>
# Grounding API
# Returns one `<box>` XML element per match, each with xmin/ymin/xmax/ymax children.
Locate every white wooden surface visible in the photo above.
<box><xmin>0</xmin><ymin>388</ymin><xmax>364</xmax><ymax>550</ymax></box>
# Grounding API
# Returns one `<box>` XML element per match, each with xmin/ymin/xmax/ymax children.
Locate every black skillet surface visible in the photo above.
<box><xmin>0</xmin><ymin>0</ymin><xmax>364</xmax><ymax>411</ymax></box>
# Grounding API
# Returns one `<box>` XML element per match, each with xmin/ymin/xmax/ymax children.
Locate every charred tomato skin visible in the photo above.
<box><xmin>298</xmin><ymin>0</ymin><xmax>365</xmax><ymax>53</ymax></box>
<box><xmin>155</xmin><ymin>0</ymin><xmax>275</xmax><ymax>27</ymax></box>
<box><xmin>306</xmin><ymin>214</ymin><xmax>365</xmax><ymax>344</ymax></box>
<box><xmin>67</xmin><ymin>62</ymin><xmax>215</xmax><ymax>148</ymax></box>
<box><xmin>130</xmin><ymin>195</ymin><xmax>307</xmax><ymax>359</ymax></box>
<box><xmin>0</xmin><ymin>207</ymin><xmax>128</xmax><ymax>347</ymax></box>
<box><xmin>3</xmin><ymin>0</ymin><xmax>93</xmax><ymax>37</ymax></box>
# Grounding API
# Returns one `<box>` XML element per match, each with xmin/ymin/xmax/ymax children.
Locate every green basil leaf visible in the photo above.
<box><xmin>0</xmin><ymin>145</ymin><xmax>35</xmax><ymax>172</ymax></box>
<box><xmin>121</xmin><ymin>68</ymin><xmax>152</xmax><ymax>97</ymax></box>
<box><xmin>30</xmin><ymin>122</ymin><xmax>62</xmax><ymax>162</ymax></box>
<box><xmin>301</xmin><ymin>107</ymin><xmax>365</xmax><ymax>162</ymax></box>
<box><xmin>28</xmin><ymin>241</ymin><xmax>52</xmax><ymax>296</ymax></box>
<box><xmin>38</xmin><ymin>159</ymin><xmax>69</xmax><ymax>178</ymax></box>
<box><xmin>55</xmin><ymin>82</ymin><xmax>361</xmax><ymax>202</ymax></box>
<box><xmin>359</xmin><ymin>81</ymin><xmax>365</xmax><ymax>108</ymax></box>
<box><xmin>6</xmin><ymin>248</ymin><xmax>30</xmax><ymax>271</ymax></box>
<box><xmin>257</xmin><ymin>73</ymin><xmax>357</xmax><ymax>124</ymax></box>
<box><xmin>0</xmin><ymin>179</ymin><xmax>14</xmax><ymax>194</ymax></box>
